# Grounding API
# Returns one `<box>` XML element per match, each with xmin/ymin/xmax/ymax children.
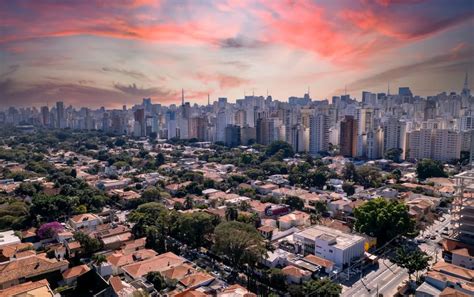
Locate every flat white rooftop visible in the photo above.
<box><xmin>294</xmin><ymin>225</ymin><xmax>364</xmax><ymax>249</ymax></box>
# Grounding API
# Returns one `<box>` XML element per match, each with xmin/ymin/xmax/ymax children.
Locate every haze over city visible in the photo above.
<box><xmin>1</xmin><ymin>0</ymin><xmax>473</xmax><ymax>108</ymax></box>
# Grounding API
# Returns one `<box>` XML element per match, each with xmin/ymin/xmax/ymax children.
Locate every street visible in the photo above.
<box><xmin>342</xmin><ymin>211</ymin><xmax>451</xmax><ymax>297</ymax></box>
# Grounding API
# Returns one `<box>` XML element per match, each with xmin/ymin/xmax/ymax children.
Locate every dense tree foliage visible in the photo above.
<box><xmin>0</xmin><ymin>200</ymin><xmax>30</xmax><ymax>230</ymax></box>
<box><xmin>302</xmin><ymin>278</ymin><xmax>342</xmax><ymax>297</ymax></box>
<box><xmin>392</xmin><ymin>247</ymin><xmax>431</xmax><ymax>281</ymax></box>
<box><xmin>74</xmin><ymin>232</ymin><xmax>102</xmax><ymax>255</ymax></box>
<box><xmin>284</xmin><ymin>196</ymin><xmax>304</xmax><ymax>210</ymax></box>
<box><xmin>213</xmin><ymin>221</ymin><xmax>266</xmax><ymax>268</ymax></box>
<box><xmin>416</xmin><ymin>159</ymin><xmax>447</xmax><ymax>179</ymax></box>
<box><xmin>38</xmin><ymin>221</ymin><xmax>63</xmax><ymax>239</ymax></box>
<box><xmin>354</xmin><ymin>198</ymin><xmax>415</xmax><ymax>245</ymax></box>
<box><xmin>384</xmin><ymin>148</ymin><xmax>403</xmax><ymax>163</ymax></box>
<box><xmin>265</xmin><ymin>141</ymin><xmax>294</xmax><ymax>159</ymax></box>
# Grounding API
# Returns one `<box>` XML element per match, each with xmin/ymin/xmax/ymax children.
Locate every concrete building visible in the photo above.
<box><xmin>407</xmin><ymin>129</ymin><xmax>461</xmax><ymax>161</ymax></box>
<box><xmin>293</xmin><ymin>225</ymin><xmax>365</xmax><ymax>268</ymax></box>
<box><xmin>339</xmin><ymin>116</ymin><xmax>357</xmax><ymax>157</ymax></box>
<box><xmin>309</xmin><ymin>113</ymin><xmax>329</xmax><ymax>155</ymax></box>
<box><xmin>224</xmin><ymin>125</ymin><xmax>241</xmax><ymax>147</ymax></box>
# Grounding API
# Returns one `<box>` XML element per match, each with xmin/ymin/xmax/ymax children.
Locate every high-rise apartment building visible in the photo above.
<box><xmin>309</xmin><ymin>113</ymin><xmax>329</xmax><ymax>155</ymax></box>
<box><xmin>339</xmin><ymin>116</ymin><xmax>357</xmax><ymax>157</ymax></box>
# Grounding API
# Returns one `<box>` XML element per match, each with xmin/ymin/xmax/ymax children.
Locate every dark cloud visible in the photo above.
<box><xmin>102</xmin><ymin>67</ymin><xmax>148</xmax><ymax>80</ymax></box>
<box><xmin>219</xmin><ymin>37</ymin><xmax>265</xmax><ymax>49</ymax></box>
<box><xmin>344</xmin><ymin>45</ymin><xmax>474</xmax><ymax>92</ymax></box>
<box><xmin>0</xmin><ymin>79</ymin><xmax>179</xmax><ymax>108</ymax></box>
<box><xmin>113</xmin><ymin>83</ymin><xmax>175</xmax><ymax>98</ymax></box>
<box><xmin>0</xmin><ymin>65</ymin><xmax>19</xmax><ymax>78</ymax></box>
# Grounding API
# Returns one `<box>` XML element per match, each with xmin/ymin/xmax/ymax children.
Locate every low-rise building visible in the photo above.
<box><xmin>0</xmin><ymin>253</ymin><xmax>69</xmax><ymax>289</ymax></box>
<box><xmin>69</xmin><ymin>213</ymin><xmax>102</xmax><ymax>231</ymax></box>
<box><xmin>278</xmin><ymin>211</ymin><xmax>310</xmax><ymax>230</ymax></box>
<box><xmin>0</xmin><ymin>230</ymin><xmax>21</xmax><ymax>248</ymax></box>
<box><xmin>0</xmin><ymin>279</ymin><xmax>55</xmax><ymax>297</ymax></box>
<box><xmin>293</xmin><ymin>225</ymin><xmax>365</xmax><ymax>268</ymax></box>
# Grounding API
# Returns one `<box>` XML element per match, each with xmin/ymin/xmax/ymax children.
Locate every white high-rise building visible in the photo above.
<box><xmin>309</xmin><ymin>113</ymin><xmax>329</xmax><ymax>155</ymax></box>
<box><xmin>382</xmin><ymin>117</ymin><xmax>407</xmax><ymax>159</ymax></box>
<box><xmin>407</xmin><ymin>128</ymin><xmax>461</xmax><ymax>161</ymax></box>
<box><xmin>215</xmin><ymin>109</ymin><xmax>227</xmax><ymax>142</ymax></box>
<box><xmin>432</xmin><ymin>129</ymin><xmax>461</xmax><ymax>162</ymax></box>
<box><xmin>406</xmin><ymin>129</ymin><xmax>433</xmax><ymax>160</ymax></box>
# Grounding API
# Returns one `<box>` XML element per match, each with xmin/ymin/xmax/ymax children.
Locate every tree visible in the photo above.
<box><xmin>155</xmin><ymin>153</ymin><xmax>165</xmax><ymax>167</ymax></box>
<box><xmin>184</xmin><ymin>196</ymin><xmax>193</xmax><ymax>210</ymax></box>
<box><xmin>384</xmin><ymin>148</ymin><xmax>403</xmax><ymax>162</ymax></box>
<box><xmin>391</xmin><ymin>168</ymin><xmax>402</xmax><ymax>182</ymax></box>
<box><xmin>38</xmin><ymin>221</ymin><xmax>64</xmax><ymax>239</ymax></box>
<box><xmin>307</xmin><ymin>170</ymin><xmax>327</xmax><ymax>189</ymax></box>
<box><xmin>15</xmin><ymin>182</ymin><xmax>39</xmax><ymax>197</ymax></box>
<box><xmin>343</xmin><ymin>162</ymin><xmax>358</xmax><ymax>181</ymax></box>
<box><xmin>266</xmin><ymin>141</ymin><xmax>294</xmax><ymax>159</ymax></box>
<box><xmin>342</xmin><ymin>182</ymin><xmax>355</xmax><ymax>196</ymax></box>
<box><xmin>354</xmin><ymin>198</ymin><xmax>415</xmax><ymax>245</ymax></box>
<box><xmin>171</xmin><ymin>212</ymin><xmax>217</xmax><ymax>248</ymax></box>
<box><xmin>268</xmin><ymin>268</ymin><xmax>287</xmax><ymax>291</ymax></box>
<box><xmin>416</xmin><ymin>159</ymin><xmax>447</xmax><ymax>180</ymax></box>
<box><xmin>31</xmin><ymin>194</ymin><xmax>77</xmax><ymax>221</ymax></box>
<box><xmin>225</xmin><ymin>206</ymin><xmax>239</xmax><ymax>221</ymax></box>
<box><xmin>302</xmin><ymin>278</ymin><xmax>342</xmax><ymax>296</ymax></box>
<box><xmin>355</xmin><ymin>165</ymin><xmax>383</xmax><ymax>188</ymax></box>
<box><xmin>146</xmin><ymin>271</ymin><xmax>166</xmax><ymax>291</ymax></box>
<box><xmin>129</xmin><ymin>202</ymin><xmax>170</xmax><ymax>239</ymax></box>
<box><xmin>73</xmin><ymin>232</ymin><xmax>102</xmax><ymax>255</ymax></box>
<box><xmin>141</xmin><ymin>187</ymin><xmax>162</xmax><ymax>202</ymax></box>
<box><xmin>392</xmin><ymin>247</ymin><xmax>431</xmax><ymax>282</ymax></box>
<box><xmin>213</xmin><ymin>221</ymin><xmax>266</xmax><ymax>268</ymax></box>
<box><xmin>284</xmin><ymin>196</ymin><xmax>304</xmax><ymax>210</ymax></box>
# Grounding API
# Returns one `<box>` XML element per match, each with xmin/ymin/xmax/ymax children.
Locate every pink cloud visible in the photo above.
<box><xmin>195</xmin><ymin>72</ymin><xmax>250</xmax><ymax>89</ymax></box>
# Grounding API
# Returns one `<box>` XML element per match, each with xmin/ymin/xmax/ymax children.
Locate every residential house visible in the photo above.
<box><xmin>69</xmin><ymin>213</ymin><xmax>102</xmax><ymax>231</ymax></box>
<box><xmin>0</xmin><ymin>279</ymin><xmax>55</xmax><ymax>297</ymax></box>
<box><xmin>278</xmin><ymin>211</ymin><xmax>310</xmax><ymax>230</ymax></box>
<box><xmin>62</xmin><ymin>264</ymin><xmax>90</xmax><ymax>286</ymax></box>
<box><xmin>281</xmin><ymin>265</ymin><xmax>311</xmax><ymax>284</ymax></box>
<box><xmin>121</xmin><ymin>252</ymin><xmax>186</xmax><ymax>281</ymax></box>
<box><xmin>0</xmin><ymin>253</ymin><xmax>69</xmax><ymax>289</ymax></box>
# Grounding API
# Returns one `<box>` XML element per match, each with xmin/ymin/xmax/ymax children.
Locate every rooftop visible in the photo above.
<box><xmin>294</xmin><ymin>225</ymin><xmax>365</xmax><ymax>249</ymax></box>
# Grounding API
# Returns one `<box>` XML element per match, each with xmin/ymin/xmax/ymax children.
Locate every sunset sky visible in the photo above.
<box><xmin>0</xmin><ymin>0</ymin><xmax>473</xmax><ymax>108</ymax></box>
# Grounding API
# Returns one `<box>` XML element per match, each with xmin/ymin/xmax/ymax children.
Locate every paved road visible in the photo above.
<box><xmin>342</xmin><ymin>259</ymin><xmax>408</xmax><ymax>297</ymax></box>
<box><xmin>342</xmin><ymin>212</ymin><xmax>451</xmax><ymax>297</ymax></box>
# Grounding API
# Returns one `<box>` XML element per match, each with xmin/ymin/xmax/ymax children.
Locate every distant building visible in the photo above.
<box><xmin>224</xmin><ymin>124</ymin><xmax>241</xmax><ymax>147</ymax></box>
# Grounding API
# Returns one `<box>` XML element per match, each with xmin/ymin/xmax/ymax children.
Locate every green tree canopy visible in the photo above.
<box><xmin>302</xmin><ymin>278</ymin><xmax>342</xmax><ymax>297</ymax></box>
<box><xmin>416</xmin><ymin>159</ymin><xmax>447</xmax><ymax>180</ymax></box>
<box><xmin>354</xmin><ymin>197</ymin><xmax>415</xmax><ymax>245</ymax></box>
<box><xmin>392</xmin><ymin>247</ymin><xmax>431</xmax><ymax>281</ymax></box>
<box><xmin>213</xmin><ymin>221</ymin><xmax>266</xmax><ymax>268</ymax></box>
<box><xmin>74</xmin><ymin>232</ymin><xmax>102</xmax><ymax>255</ymax></box>
<box><xmin>384</xmin><ymin>148</ymin><xmax>403</xmax><ymax>162</ymax></box>
<box><xmin>284</xmin><ymin>196</ymin><xmax>304</xmax><ymax>210</ymax></box>
<box><xmin>265</xmin><ymin>141</ymin><xmax>294</xmax><ymax>159</ymax></box>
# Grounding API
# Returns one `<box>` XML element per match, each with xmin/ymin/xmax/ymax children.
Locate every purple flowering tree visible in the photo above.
<box><xmin>38</xmin><ymin>221</ymin><xmax>64</xmax><ymax>239</ymax></box>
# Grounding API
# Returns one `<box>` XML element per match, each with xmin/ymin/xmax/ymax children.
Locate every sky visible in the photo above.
<box><xmin>0</xmin><ymin>0</ymin><xmax>473</xmax><ymax>108</ymax></box>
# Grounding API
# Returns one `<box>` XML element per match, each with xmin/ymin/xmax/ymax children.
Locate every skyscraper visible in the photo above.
<box><xmin>40</xmin><ymin>106</ymin><xmax>49</xmax><ymax>126</ymax></box>
<box><xmin>339</xmin><ymin>116</ymin><xmax>357</xmax><ymax>157</ymax></box>
<box><xmin>56</xmin><ymin>101</ymin><xmax>65</xmax><ymax>129</ymax></box>
<box><xmin>225</xmin><ymin>125</ymin><xmax>241</xmax><ymax>147</ymax></box>
<box><xmin>309</xmin><ymin>113</ymin><xmax>329</xmax><ymax>155</ymax></box>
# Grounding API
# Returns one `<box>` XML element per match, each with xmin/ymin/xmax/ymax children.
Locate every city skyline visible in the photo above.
<box><xmin>1</xmin><ymin>0</ymin><xmax>473</xmax><ymax>108</ymax></box>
